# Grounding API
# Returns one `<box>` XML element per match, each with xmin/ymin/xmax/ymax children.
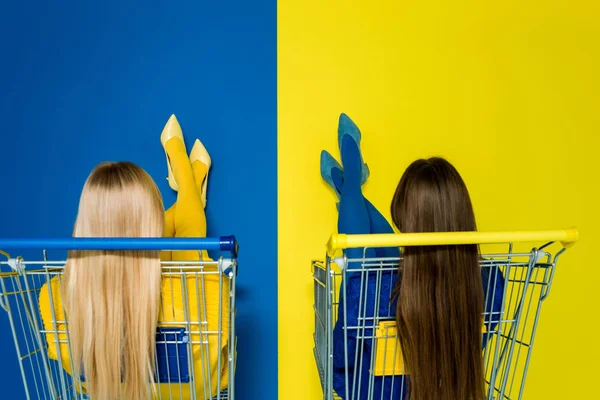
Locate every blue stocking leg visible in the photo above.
<box><xmin>338</xmin><ymin>135</ymin><xmax>375</xmax><ymax>262</ymax></box>
<box><xmin>332</xmin><ymin>163</ymin><xmax>400</xmax><ymax>259</ymax></box>
<box><xmin>365</xmin><ymin>198</ymin><xmax>401</xmax><ymax>259</ymax></box>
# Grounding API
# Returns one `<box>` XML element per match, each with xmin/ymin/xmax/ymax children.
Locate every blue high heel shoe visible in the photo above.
<box><xmin>338</xmin><ymin>113</ymin><xmax>370</xmax><ymax>183</ymax></box>
<box><xmin>320</xmin><ymin>150</ymin><xmax>344</xmax><ymax>199</ymax></box>
<box><xmin>320</xmin><ymin>150</ymin><xmax>344</xmax><ymax>211</ymax></box>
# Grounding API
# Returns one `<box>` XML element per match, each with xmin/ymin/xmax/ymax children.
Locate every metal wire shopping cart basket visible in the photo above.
<box><xmin>0</xmin><ymin>236</ymin><xmax>238</xmax><ymax>400</ymax></box>
<box><xmin>313</xmin><ymin>229</ymin><xmax>578</xmax><ymax>400</ymax></box>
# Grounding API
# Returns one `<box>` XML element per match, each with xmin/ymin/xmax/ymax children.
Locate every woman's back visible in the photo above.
<box><xmin>332</xmin><ymin>260</ymin><xmax>505</xmax><ymax>399</ymax></box>
<box><xmin>39</xmin><ymin>270</ymin><xmax>230</xmax><ymax>400</ymax></box>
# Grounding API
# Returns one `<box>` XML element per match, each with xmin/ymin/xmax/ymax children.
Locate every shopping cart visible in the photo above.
<box><xmin>0</xmin><ymin>236</ymin><xmax>238</xmax><ymax>400</ymax></box>
<box><xmin>313</xmin><ymin>229</ymin><xmax>578</xmax><ymax>400</ymax></box>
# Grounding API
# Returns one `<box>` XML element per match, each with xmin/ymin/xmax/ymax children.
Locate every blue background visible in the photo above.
<box><xmin>0</xmin><ymin>1</ymin><xmax>277</xmax><ymax>398</ymax></box>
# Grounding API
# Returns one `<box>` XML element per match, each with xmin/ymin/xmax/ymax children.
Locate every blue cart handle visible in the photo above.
<box><xmin>0</xmin><ymin>236</ymin><xmax>238</xmax><ymax>258</ymax></box>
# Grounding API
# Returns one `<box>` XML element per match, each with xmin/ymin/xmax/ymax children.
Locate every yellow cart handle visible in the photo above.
<box><xmin>327</xmin><ymin>228</ymin><xmax>579</xmax><ymax>256</ymax></box>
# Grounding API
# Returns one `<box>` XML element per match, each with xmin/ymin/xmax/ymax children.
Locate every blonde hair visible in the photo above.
<box><xmin>62</xmin><ymin>161</ymin><xmax>164</xmax><ymax>399</ymax></box>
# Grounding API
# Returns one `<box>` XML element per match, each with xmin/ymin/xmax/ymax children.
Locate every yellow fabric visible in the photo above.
<box><xmin>165</xmin><ymin>138</ymin><xmax>207</xmax><ymax>258</ymax></box>
<box><xmin>374</xmin><ymin>321</ymin><xmax>406</xmax><ymax>376</ymax></box>
<box><xmin>37</xmin><ymin>277</ymin><xmax>76</xmax><ymax>373</ymax></box>
<box><xmin>163</xmin><ymin>204</ymin><xmax>176</xmax><ymax>249</ymax></box>
<box><xmin>156</xmin><ymin>272</ymin><xmax>230</xmax><ymax>399</ymax></box>
<box><xmin>161</xmin><ymin>138</ymin><xmax>210</xmax><ymax>262</ymax></box>
<box><xmin>162</xmin><ymin>137</ymin><xmax>230</xmax><ymax>397</ymax></box>
<box><xmin>38</xmin><ymin>273</ymin><xmax>230</xmax><ymax>399</ymax></box>
<box><xmin>38</xmin><ymin>135</ymin><xmax>229</xmax><ymax>399</ymax></box>
<box><xmin>373</xmin><ymin>321</ymin><xmax>490</xmax><ymax>377</ymax></box>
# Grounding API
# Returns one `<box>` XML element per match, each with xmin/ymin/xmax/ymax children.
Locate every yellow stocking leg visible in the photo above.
<box><xmin>164</xmin><ymin>137</ymin><xmax>208</xmax><ymax>262</ymax></box>
<box><xmin>161</xmin><ymin>160</ymin><xmax>210</xmax><ymax>260</ymax></box>
<box><xmin>163</xmin><ymin>138</ymin><xmax>229</xmax><ymax>397</ymax></box>
<box><xmin>160</xmin><ymin>204</ymin><xmax>176</xmax><ymax>261</ymax></box>
<box><xmin>191</xmin><ymin>160</ymin><xmax>209</xmax><ymax>259</ymax></box>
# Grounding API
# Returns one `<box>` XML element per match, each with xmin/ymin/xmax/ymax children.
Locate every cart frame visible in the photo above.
<box><xmin>0</xmin><ymin>236</ymin><xmax>238</xmax><ymax>400</ymax></box>
<box><xmin>313</xmin><ymin>229</ymin><xmax>578</xmax><ymax>400</ymax></box>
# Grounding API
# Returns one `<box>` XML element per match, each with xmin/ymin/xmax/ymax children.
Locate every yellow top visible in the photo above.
<box><xmin>38</xmin><ymin>272</ymin><xmax>230</xmax><ymax>400</ymax></box>
<box><xmin>327</xmin><ymin>228</ymin><xmax>579</xmax><ymax>257</ymax></box>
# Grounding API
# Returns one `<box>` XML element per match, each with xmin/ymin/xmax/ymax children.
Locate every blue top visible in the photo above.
<box><xmin>333</xmin><ymin>265</ymin><xmax>506</xmax><ymax>399</ymax></box>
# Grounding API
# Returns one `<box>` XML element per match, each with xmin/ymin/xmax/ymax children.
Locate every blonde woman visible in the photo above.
<box><xmin>38</xmin><ymin>115</ymin><xmax>229</xmax><ymax>399</ymax></box>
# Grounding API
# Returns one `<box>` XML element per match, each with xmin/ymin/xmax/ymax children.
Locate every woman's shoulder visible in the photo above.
<box><xmin>39</xmin><ymin>275</ymin><xmax>64</xmax><ymax>318</ymax></box>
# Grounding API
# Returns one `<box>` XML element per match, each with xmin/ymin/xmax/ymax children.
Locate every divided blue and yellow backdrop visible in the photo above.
<box><xmin>1</xmin><ymin>1</ymin><xmax>599</xmax><ymax>399</ymax></box>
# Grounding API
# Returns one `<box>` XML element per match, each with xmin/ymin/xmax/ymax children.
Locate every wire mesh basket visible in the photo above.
<box><xmin>313</xmin><ymin>229</ymin><xmax>578</xmax><ymax>400</ymax></box>
<box><xmin>0</xmin><ymin>237</ymin><xmax>238</xmax><ymax>400</ymax></box>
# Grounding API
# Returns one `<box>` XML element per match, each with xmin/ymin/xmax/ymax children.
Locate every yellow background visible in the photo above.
<box><xmin>278</xmin><ymin>1</ymin><xmax>599</xmax><ymax>398</ymax></box>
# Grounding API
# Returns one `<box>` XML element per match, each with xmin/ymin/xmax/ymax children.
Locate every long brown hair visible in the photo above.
<box><xmin>62</xmin><ymin>161</ymin><xmax>164</xmax><ymax>399</ymax></box>
<box><xmin>391</xmin><ymin>157</ymin><xmax>485</xmax><ymax>400</ymax></box>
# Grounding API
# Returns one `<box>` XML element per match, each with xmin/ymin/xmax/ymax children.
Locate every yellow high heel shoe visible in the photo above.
<box><xmin>160</xmin><ymin>114</ymin><xmax>187</xmax><ymax>191</ymax></box>
<box><xmin>189</xmin><ymin>139</ymin><xmax>211</xmax><ymax>208</ymax></box>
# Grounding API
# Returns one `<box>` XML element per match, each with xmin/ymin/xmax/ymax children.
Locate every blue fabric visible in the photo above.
<box><xmin>331</xmin><ymin>136</ymin><xmax>506</xmax><ymax>399</ymax></box>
